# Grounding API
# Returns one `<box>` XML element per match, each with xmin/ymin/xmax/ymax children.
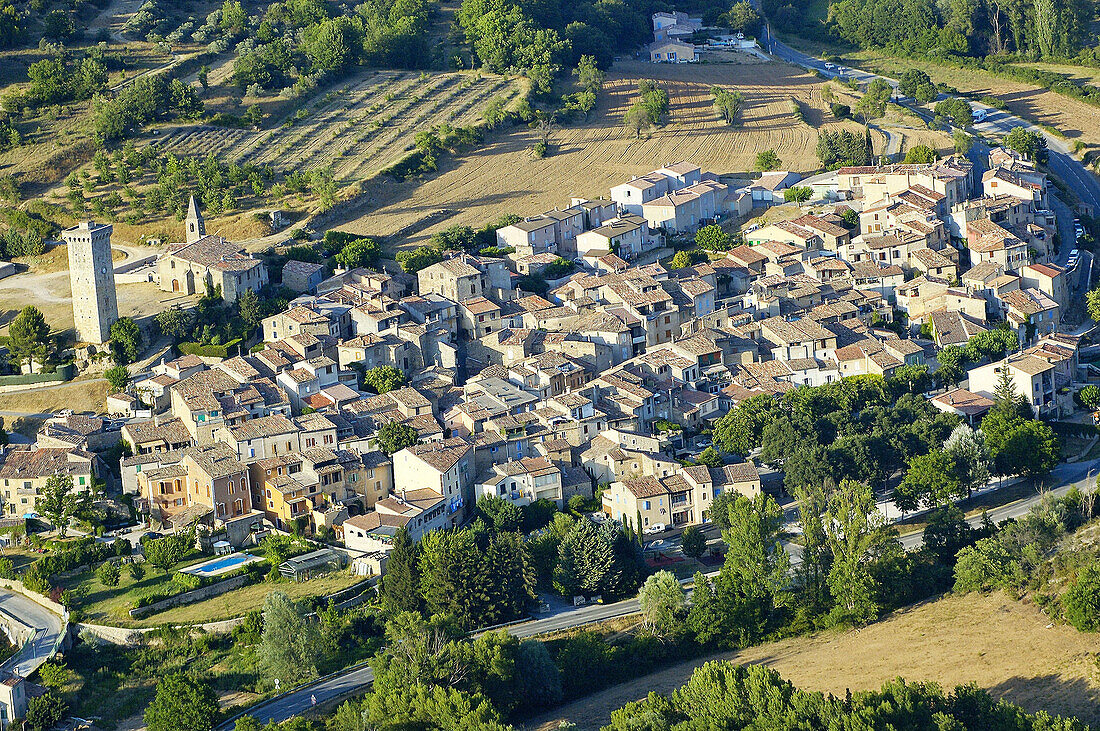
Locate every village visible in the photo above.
<box><xmin>0</xmin><ymin>127</ymin><xmax>1082</xmax><ymax>569</ymax></box>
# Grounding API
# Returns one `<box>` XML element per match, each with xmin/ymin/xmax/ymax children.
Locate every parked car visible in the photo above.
<box><xmin>644</xmin><ymin>523</ymin><xmax>667</xmax><ymax>535</ymax></box>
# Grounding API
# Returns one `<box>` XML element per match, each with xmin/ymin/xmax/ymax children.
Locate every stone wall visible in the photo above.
<box><xmin>0</xmin><ymin>578</ymin><xmax>67</xmax><ymax>617</ymax></box>
<box><xmin>129</xmin><ymin>573</ymin><xmax>252</xmax><ymax>618</ymax></box>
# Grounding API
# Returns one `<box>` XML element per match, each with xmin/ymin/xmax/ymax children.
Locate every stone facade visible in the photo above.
<box><xmin>63</xmin><ymin>221</ymin><xmax>118</xmax><ymax>344</ymax></box>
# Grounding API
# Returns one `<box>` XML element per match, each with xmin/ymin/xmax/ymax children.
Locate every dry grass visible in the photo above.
<box><xmin>131</xmin><ymin>572</ymin><xmax>363</xmax><ymax>628</ymax></box>
<box><xmin>0</xmin><ymin>378</ymin><xmax>108</xmax><ymax>415</ymax></box>
<box><xmin>331</xmin><ymin>60</ymin><xmax>878</xmax><ymax>246</ymax></box>
<box><xmin>527</xmin><ymin>592</ymin><xmax>1100</xmax><ymax>730</ymax></box>
<box><xmin>847</xmin><ymin>51</ymin><xmax>1100</xmax><ymax>152</ymax></box>
<box><xmin>154</xmin><ymin>68</ymin><xmax>524</xmax><ymax>184</ymax></box>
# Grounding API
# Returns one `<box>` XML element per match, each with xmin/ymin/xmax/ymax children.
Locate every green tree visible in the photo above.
<box><xmin>638</xmin><ymin>570</ymin><xmax>686</xmax><ymax>637</ymax></box>
<box><xmin>261</xmin><ymin>591</ymin><xmax>319</xmax><ymax>684</ymax></box>
<box><xmin>574</xmin><ymin>54</ymin><xmax>605</xmax><ymax>93</ymax></box>
<box><xmin>396</xmin><ymin>245</ymin><xmax>444</xmax><ymax>274</ymax></box>
<box><xmin>477</xmin><ymin>495</ymin><xmax>522</xmax><ymax>531</ymax></box>
<box><xmin>155</xmin><ymin>305</ymin><xmax>194</xmax><ymax>340</ymax></box>
<box><xmin>903</xmin><ymin>144</ymin><xmax>938</xmax><ymax>164</ymax></box>
<box><xmin>680</xmin><ymin>525</ymin><xmax>706</xmax><ymax>563</ymax></box>
<box><xmin>953</xmin><ymin>535</ymin><xmax>1024</xmax><ymax>593</ymax></box>
<box><xmin>39</xmin><ymin>474</ymin><xmax>79</xmax><ymax>536</ymax></box>
<box><xmin>25</xmin><ymin>692</ymin><xmax>68</xmax><ymax>731</ymax></box>
<box><xmin>143</xmin><ymin>531</ymin><xmax>192</xmax><ymax>572</ymax></box>
<box><xmin>695</xmin><ymin>224</ymin><xmax>732</xmax><ymax>251</ymax></box>
<box><xmin>418</xmin><ymin>527</ymin><xmax>535</xmax><ymax>628</ymax></box>
<box><xmin>982</xmin><ymin>408</ymin><xmax>1059</xmax><ymax>476</ymax></box>
<box><xmin>109</xmin><ymin>316</ymin><xmax>142</xmax><ymax>364</ymax></box>
<box><xmin>713</xmin><ymin>493</ymin><xmax>791</xmax><ymax>644</ymax></box>
<box><xmin>144</xmin><ymin>673</ymin><xmax>219</xmax><ymax>731</ymax></box>
<box><xmin>783</xmin><ymin>186</ymin><xmax>812</xmax><ymax>205</ymax></box>
<box><xmin>724</xmin><ymin>1</ymin><xmax>760</xmax><ymax>32</ymax></box>
<box><xmin>97</xmin><ymin>560</ymin><xmax>120</xmax><ymax>587</ymax></box>
<box><xmin>336</xmin><ymin>237</ymin><xmax>382</xmax><ymax>269</ymax></box>
<box><xmin>105</xmin><ymin>364</ymin><xmax>130</xmax><ymax>393</ymax></box>
<box><xmin>363</xmin><ymin>364</ymin><xmax>406</xmax><ymax>394</ymax></box>
<box><xmin>954</xmin><ymin>129</ymin><xmax>973</xmax><ymax>153</ymax></box>
<box><xmin>1080</xmin><ymin>384</ymin><xmax>1100</xmax><ymax>409</ymax></box>
<box><xmin>792</xmin><ymin>481</ymin><xmax>832</xmax><ymax>615</ymax></box>
<box><xmin>8</xmin><ymin>305</ymin><xmax>49</xmax><ymax>371</ymax></box>
<box><xmin>712</xmin><ymin>394</ymin><xmax>778</xmax><ymax>455</ymax></box>
<box><xmin>382</xmin><ymin>527</ymin><xmax>421</xmax><ymax>613</ymax></box>
<box><xmin>754</xmin><ymin>149</ymin><xmax>782</xmax><ymax>171</ymax></box>
<box><xmin>895</xmin><ymin>449</ymin><xmax>965</xmax><ymax>512</ymax></box>
<box><xmin>935</xmin><ymin>344</ymin><xmax>968</xmax><ymax>385</ymax></box>
<box><xmin>695</xmin><ymin>446</ymin><xmax>722</xmax><ymax>468</ymax></box>
<box><xmin>934</xmin><ymin>97</ymin><xmax>973</xmax><ymax>126</ymax></box>
<box><xmin>623</xmin><ymin>101</ymin><xmax>650</xmax><ymax>138</ymax></box>
<box><xmin>711</xmin><ymin>86</ymin><xmax>745</xmax><ymax>125</ymax></box>
<box><xmin>236</xmin><ymin>287</ymin><xmax>263</xmax><ymax>329</ymax></box>
<box><xmin>669</xmin><ymin>250</ymin><xmax>698</xmax><ymax>269</ymax></box>
<box><xmin>897</xmin><ymin>69</ymin><xmax>932</xmax><ymax>98</ymax></box>
<box><xmin>1004</xmin><ymin>126</ymin><xmax>1047</xmax><ymax>162</ymax></box>
<box><xmin>1087</xmin><ymin>286</ymin><xmax>1100</xmax><ymax>322</ymax></box>
<box><xmin>825</xmin><ymin>479</ymin><xmax>888</xmax><ymax>625</ymax></box>
<box><xmin>1063</xmin><ymin>564</ymin><xmax>1100</xmax><ymax>631</ymax></box>
<box><xmin>375</xmin><ymin>421</ymin><xmax>419</xmax><ymax>455</ymax></box>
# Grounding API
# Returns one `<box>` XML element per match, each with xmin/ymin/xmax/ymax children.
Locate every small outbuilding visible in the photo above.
<box><xmin>278</xmin><ymin>548</ymin><xmax>346</xmax><ymax>582</ymax></box>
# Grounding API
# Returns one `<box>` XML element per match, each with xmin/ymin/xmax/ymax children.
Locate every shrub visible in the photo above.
<box><xmin>128</xmin><ymin>563</ymin><xmax>145</xmax><ymax>580</ymax></box>
<box><xmin>1063</xmin><ymin>564</ymin><xmax>1100</xmax><ymax>631</ymax></box>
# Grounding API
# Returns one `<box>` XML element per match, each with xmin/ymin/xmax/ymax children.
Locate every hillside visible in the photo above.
<box><xmin>528</xmin><ymin>592</ymin><xmax>1100</xmax><ymax>730</ymax></box>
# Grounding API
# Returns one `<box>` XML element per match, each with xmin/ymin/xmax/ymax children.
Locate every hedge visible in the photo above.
<box><xmin>178</xmin><ymin>338</ymin><xmax>243</xmax><ymax>358</ymax></box>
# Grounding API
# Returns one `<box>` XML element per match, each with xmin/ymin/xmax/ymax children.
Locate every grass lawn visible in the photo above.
<box><xmin>141</xmin><ymin>571</ymin><xmax>365</xmax><ymax>627</ymax></box>
<box><xmin>69</xmin><ymin>554</ymin><xmax>364</xmax><ymax>627</ymax></box>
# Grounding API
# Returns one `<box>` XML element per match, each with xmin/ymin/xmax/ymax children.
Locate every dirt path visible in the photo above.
<box><xmin>523</xmin><ymin>592</ymin><xmax>1100</xmax><ymax>731</ymax></box>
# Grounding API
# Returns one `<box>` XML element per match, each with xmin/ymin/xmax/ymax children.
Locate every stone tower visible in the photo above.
<box><xmin>63</xmin><ymin>221</ymin><xmax>118</xmax><ymax>344</ymax></box>
<box><xmin>185</xmin><ymin>194</ymin><xmax>206</xmax><ymax>244</ymax></box>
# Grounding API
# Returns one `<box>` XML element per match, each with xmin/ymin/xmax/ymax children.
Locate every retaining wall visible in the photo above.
<box><xmin>0</xmin><ymin>578</ymin><xmax>67</xmax><ymax>617</ymax></box>
<box><xmin>129</xmin><ymin>573</ymin><xmax>252</xmax><ymax>618</ymax></box>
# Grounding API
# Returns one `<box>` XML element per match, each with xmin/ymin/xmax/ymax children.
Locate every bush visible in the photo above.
<box><xmin>1063</xmin><ymin>564</ymin><xmax>1100</xmax><ymax>631</ymax></box>
<box><xmin>178</xmin><ymin>338</ymin><xmax>242</xmax><ymax>358</ymax></box>
<box><xmin>128</xmin><ymin>562</ymin><xmax>145</xmax><ymax>580</ymax></box>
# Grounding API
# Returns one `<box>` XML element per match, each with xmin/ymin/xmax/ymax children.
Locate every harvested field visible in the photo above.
<box><xmin>848</xmin><ymin>51</ymin><xmax>1100</xmax><ymax>151</ymax></box>
<box><xmin>525</xmin><ymin>592</ymin><xmax>1100</xmax><ymax>730</ymax></box>
<box><xmin>154</xmin><ymin>69</ymin><xmax>523</xmax><ymax>182</ymax></box>
<box><xmin>331</xmin><ymin>60</ymin><xmax>883</xmax><ymax>246</ymax></box>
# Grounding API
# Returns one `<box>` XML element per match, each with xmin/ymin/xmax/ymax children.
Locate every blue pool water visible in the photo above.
<box><xmin>183</xmin><ymin>553</ymin><xmax>255</xmax><ymax>576</ymax></box>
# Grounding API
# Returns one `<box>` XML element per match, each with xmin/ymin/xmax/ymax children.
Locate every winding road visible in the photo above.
<box><xmin>219</xmin><ymin>453</ymin><xmax>1100</xmax><ymax>729</ymax></box>
<box><xmin>0</xmin><ymin>590</ymin><xmax>65</xmax><ymax>678</ymax></box>
<box><xmin>218</xmin><ymin>31</ymin><xmax>1100</xmax><ymax>728</ymax></box>
<box><xmin>758</xmin><ymin>24</ymin><xmax>1100</xmax><ymax>213</ymax></box>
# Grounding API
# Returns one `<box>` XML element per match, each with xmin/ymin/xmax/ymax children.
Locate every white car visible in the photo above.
<box><xmin>824</xmin><ymin>62</ymin><xmax>835</xmax><ymax>70</ymax></box>
<box><xmin>644</xmin><ymin>523</ymin><xmax>667</xmax><ymax>535</ymax></box>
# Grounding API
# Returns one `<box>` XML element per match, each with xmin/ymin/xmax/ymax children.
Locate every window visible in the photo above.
<box><xmin>642</xmin><ymin>500</ymin><xmax>650</xmax><ymax>510</ymax></box>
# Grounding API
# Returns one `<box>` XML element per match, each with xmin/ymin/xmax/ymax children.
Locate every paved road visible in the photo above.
<box><xmin>0</xmin><ymin>590</ymin><xmax>65</xmax><ymax>678</ymax></box>
<box><xmin>759</xmin><ymin>26</ymin><xmax>1100</xmax><ymax>214</ymax></box>
<box><xmin>218</xmin><ymin>596</ymin><xmax>646</xmax><ymax>728</ymax></box>
<box><xmin>221</xmin><ymin>453</ymin><xmax>1100</xmax><ymax>729</ymax></box>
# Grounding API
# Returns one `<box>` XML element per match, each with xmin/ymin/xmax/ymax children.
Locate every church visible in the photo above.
<box><xmin>157</xmin><ymin>196</ymin><xmax>269</xmax><ymax>304</ymax></box>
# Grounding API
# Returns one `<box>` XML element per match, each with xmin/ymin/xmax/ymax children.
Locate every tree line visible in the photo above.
<box><xmin>382</xmin><ymin>498</ymin><xmax>642</xmax><ymax>630</ymax></box>
<box><xmin>824</xmin><ymin>0</ymin><xmax>1094</xmax><ymax>59</ymax></box>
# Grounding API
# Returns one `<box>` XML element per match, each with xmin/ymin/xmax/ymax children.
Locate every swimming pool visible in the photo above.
<box><xmin>180</xmin><ymin>552</ymin><xmax>262</xmax><ymax>577</ymax></box>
